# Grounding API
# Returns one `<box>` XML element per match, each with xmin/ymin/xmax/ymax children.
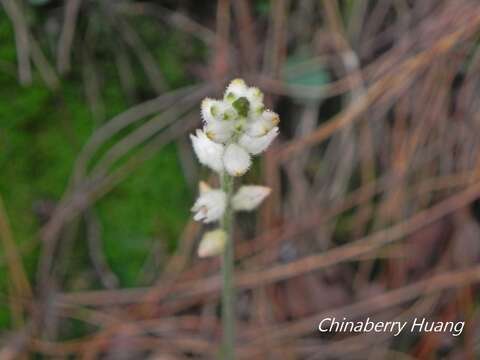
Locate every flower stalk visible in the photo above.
<box><xmin>220</xmin><ymin>172</ymin><xmax>235</xmax><ymax>358</ymax></box>
<box><xmin>190</xmin><ymin>79</ymin><xmax>280</xmax><ymax>358</ymax></box>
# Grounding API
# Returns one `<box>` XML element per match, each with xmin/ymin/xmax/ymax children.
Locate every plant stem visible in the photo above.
<box><xmin>221</xmin><ymin>172</ymin><xmax>235</xmax><ymax>359</ymax></box>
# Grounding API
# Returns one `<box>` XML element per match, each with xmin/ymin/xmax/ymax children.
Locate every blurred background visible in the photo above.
<box><xmin>1</xmin><ymin>0</ymin><xmax>480</xmax><ymax>358</ymax></box>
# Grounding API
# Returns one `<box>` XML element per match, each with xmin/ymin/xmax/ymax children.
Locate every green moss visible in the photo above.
<box><xmin>98</xmin><ymin>144</ymin><xmax>191</xmax><ymax>286</ymax></box>
<box><xmin>0</xmin><ymin>9</ymin><xmax>199</xmax><ymax>335</ymax></box>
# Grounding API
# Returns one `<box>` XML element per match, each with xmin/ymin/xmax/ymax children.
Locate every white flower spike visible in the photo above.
<box><xmin>190</xmin><ymin>129</ymin><xmax>224</xmax><ymax>173</ymax></box>
<box><xmin>192</xmin><ymin>80</ymin><xmax>280</xmax><ymax>351</ymax></box>
<box><xmin>191</xmin><ymin>79</ymin><xmax>279</xmax><ymax>259</ymax></box>
<box><xmin>232</xmin><ymin>185</ymin><xmax>271</xmax><ymax>211</ymax></box>
<box><xmin>191</xmin><ymin>188</ymin><xmax>227</xmax><ymax>223</ymax></box>
<box><xmin>223</xmin><ymin>143</ymin><xmax>251</xmax><ymax>177</ymax></box>
<box><xmin>198</xmin><ymin>229</ymin><xmax>227</xmax><ymax>257</ymax></box>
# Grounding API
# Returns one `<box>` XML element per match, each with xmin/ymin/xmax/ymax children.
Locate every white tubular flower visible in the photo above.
<box><xmin>224</xmin><ymin>78</ymin><xmax>248</xmax><ymax>102</ymax></box>
<box><xmin>190</xmin><ymin>129</ymin><xmax>224</xmax><ymax>173</ymax></box>
<box><xmin>246</xmin><ymin>110</ymin><xmax>280</xmax><ymax>137</ymax></box>
<box><xmin>191</xmin><ymin>188</ymin><xmax>227</xmax><ymax>223</ymax></box>
<box><xmin>201</xmin><ymin>98</ymin><xmax>221</xmax><ymax>123</ymax></box>
<box><xmin>223</xmin><ymin>143</ymin><xmax>251</xmax><ymax>177</ymax></box>
<box><xmin>238</xmin><ymin>127</ymin><xmax>279</xmax><ymax>155</ymax></box>
<box><xmin>198</xmin><ymin>229</ymin><xmax>227</xmax><ymax>257</ymax></box>
<box><xmin>202</xmin><ymin>98</ymin><xmax>236</xmax><ymax>123</ymax></box>
<box><xmin>232</xmin><ymin>185</ymin><xmax>271</xmax><ymax>211</ymax></box>
<box><xmin>205</xmin><ymin>119</ymin><xmax>235</xmax><ymax>144</ymax></box>
<box><xmin>217</xmin><ymin>101</ymin><xmax>237</xmax><ymax>121</ymax></box>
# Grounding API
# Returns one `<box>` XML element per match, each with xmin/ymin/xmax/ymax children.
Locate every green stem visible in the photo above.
<box><xmin>221</xmin><ymin>172</ymin><xmax>235</xmax><ymax>359</ymax></box>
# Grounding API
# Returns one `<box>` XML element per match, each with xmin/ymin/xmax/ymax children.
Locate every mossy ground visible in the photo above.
<box><xmin>0</xmin><ymin>12</ymin><xmax>195</xmax><ymax>330</ymax></box>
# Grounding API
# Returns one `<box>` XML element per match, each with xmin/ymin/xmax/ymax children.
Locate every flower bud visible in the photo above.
<box><xmin>232</xmin><ymin>97</ymin><xmax>250</xmax><ymax>118</ymax></box>
<box><xmin>232</xmin><ymin>185</ymin><xmax>271</xmax><ymax>211</ymax></box>
<box><xmin>223</xmin><ymin>143</ymin><xmax>251</xmax><ymax>177</ymax></box>
<box><xmin>224</xmin><ymin>78</ymin><xmax>248</xmax><ymax>102</ymax></box>
<box><xmin>246</xmin><ymin>87</ymin><xmax>264</xmax><ymax>115</ymax></box>
<box><xmin>198</xmin><ymin>229</ymin><xmax>227</xmax><ymax>257</ymax></box>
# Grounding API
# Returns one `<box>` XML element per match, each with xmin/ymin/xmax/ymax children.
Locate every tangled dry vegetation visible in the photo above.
<box><xmin>2</xmin><ymin>0</ymin><xmax>480</xmax><ymax>358</ymax></box>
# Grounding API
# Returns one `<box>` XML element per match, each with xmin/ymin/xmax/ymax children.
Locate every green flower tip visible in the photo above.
<box><xmin>232</xmin><ymin>97</ymin><xmax>250</xmax><ymax>118</ymax></box>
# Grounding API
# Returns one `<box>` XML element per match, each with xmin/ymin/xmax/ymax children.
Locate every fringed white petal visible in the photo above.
<box><xmin>223</xmin><ymin>143</ymin><xmax>251</xmax><ymax>177</ymax></box>
<box><xmin>238</xmin><ymin>127</ymin><xmax>278</xmax><ymax>155</ymax></box>
<box><xmin>201</xmin><ymin>98</ymin><xmax>220</xmax><ymax>124</ymax></box>
<box><xmin>190</xmin><ymin>129</ymin><xmax>224</xmax><ymax>173</ymax></box>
